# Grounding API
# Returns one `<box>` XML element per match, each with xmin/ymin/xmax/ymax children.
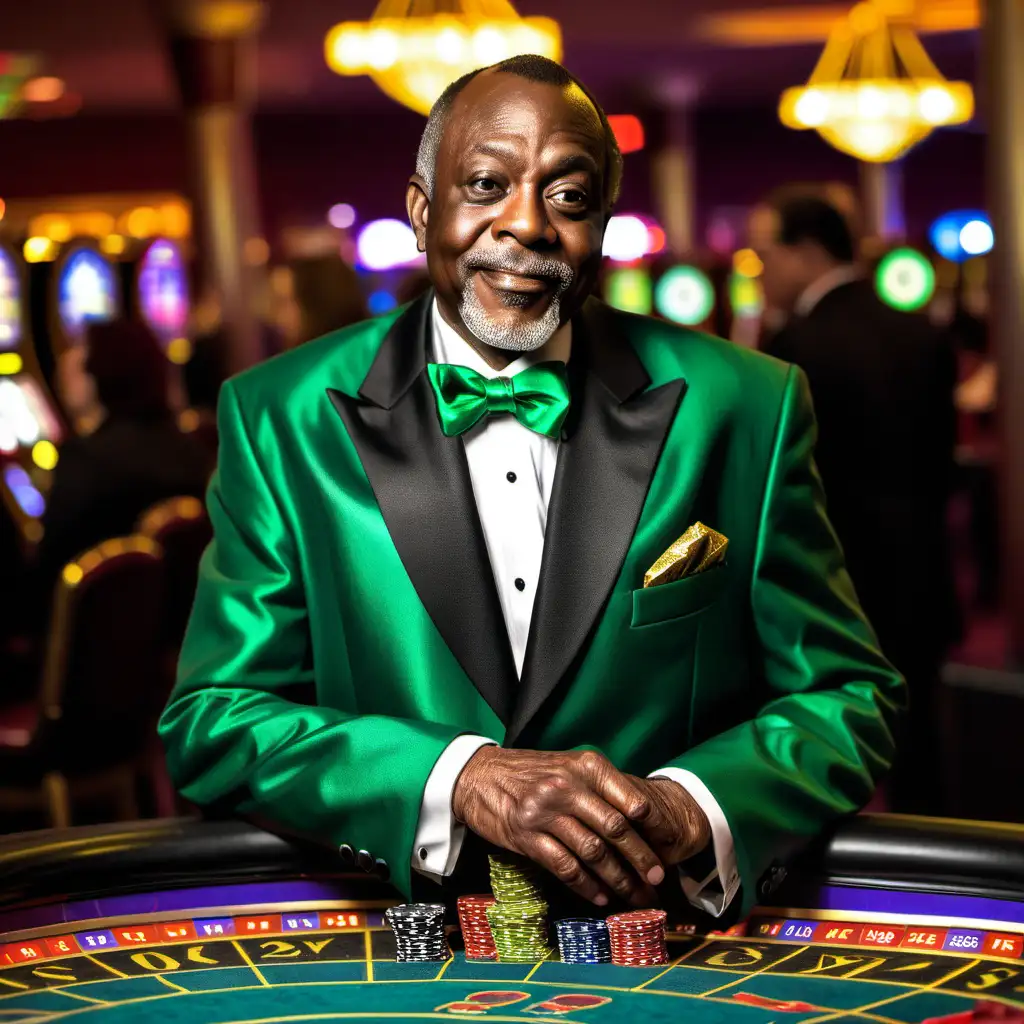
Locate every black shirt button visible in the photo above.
<box><xmin>419</xmin><ymin>847</ymin><xmax>428</xmax><ymax>860</ymax></box>
<box><xmin>506</xmin><ymin>471</ymin><xmax>517</xmax><ymax>483</ymax></box>
<box><xmin>515</xmin><ymin>578</ymin><xmax>526</xmax><ymax>592</ymax></box>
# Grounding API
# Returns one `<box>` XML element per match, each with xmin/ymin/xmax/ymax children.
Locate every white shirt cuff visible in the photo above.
<box><xmin>411</xmin><ymin>734</ymin><xmax>498</xmax><ymax>882</ymax></box>
<box><xmin>649</xmin><ymin>766</ymin><xmax>740</xmax><ymax>917</ymax></box>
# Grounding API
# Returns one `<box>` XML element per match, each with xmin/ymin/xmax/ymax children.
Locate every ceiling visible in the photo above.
<box><xmin>0</xmin><ymin>0</ymin><xmax>980</xmax><ymax>116</ymax></box>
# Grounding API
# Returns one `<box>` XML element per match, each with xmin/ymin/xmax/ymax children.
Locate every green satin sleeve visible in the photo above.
<box><xmin>157</xmin><ymin>380</ymin><xmax>464</xmax><ymax>897</ymax></box>
<box><xmin>665</xmin><ymin>365</ymin><xmax>907</xmax><ymax>915</ymax></box>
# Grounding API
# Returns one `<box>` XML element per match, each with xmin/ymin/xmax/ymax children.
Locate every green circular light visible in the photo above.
<box><xmin>604</xmin><ymin>268</ymin><xmax>652</xmax><ymax>315</ymax></box>
<box><xmin>655</xmin><ymin>265</ymin><xmax>715</xmax><ymax>326</ymax></box>
<box><xmin>875</xmin><ymin>248</ymin><xmax>936</xmax><ymax>312</ymax></box>
<box><xmin>729</xmin><ymin>272</ymin><xmax>764</xmax><ymax>318</ymax></box>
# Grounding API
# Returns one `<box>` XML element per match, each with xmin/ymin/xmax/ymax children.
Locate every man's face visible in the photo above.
<box><xmin>408</xmin><ymin>72</ymin><xmax>609</xmax><ymax>353</ymax></box>
<box><xmin>749</xmin><ymin>205</ymin><xmax>812</xmax><ymax>315</ymax></box>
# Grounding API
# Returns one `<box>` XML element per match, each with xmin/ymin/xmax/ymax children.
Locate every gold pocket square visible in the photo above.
<box><xmin>644</xmin><ymin>522</ymin><xmax>729</xmax><ymax>588</ymax></box>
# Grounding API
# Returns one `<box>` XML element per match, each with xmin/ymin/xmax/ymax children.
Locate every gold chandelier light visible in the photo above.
<box><xmin>778</xmin><ymin>0</ymin><xmax>973</xmax><ymax>162</ymax></box>
<box><xmin>325</xmin><ymin>0</ymin><xmax>562</xmax><ymax>116</ymax></box>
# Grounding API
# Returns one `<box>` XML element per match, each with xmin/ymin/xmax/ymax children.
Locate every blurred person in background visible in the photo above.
<box><xmin>280</xmin><ymin>255</ymin><xmax>368</xmax><ymax>348</ymax></box>
<box><xmin>753</xmin><ymin>189</ymin><xmax>958</xmax><ymax>816</ymax></box>
<box><xmin>21</xmin><ymin>319</ymin><xmax>212</xmax><ymax>631</ymax></box>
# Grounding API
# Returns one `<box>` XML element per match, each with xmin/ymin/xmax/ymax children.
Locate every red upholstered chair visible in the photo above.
<box><xmin>136</xmin><ymin>496</ymin><xmax>212</xmax><ymax>658</ymax></box>
<box><xmin>136</xmin><ymin>497</ymin><xmax>212</xmax><ymax>818</ymax></box>
<box><xmin>0</xmin><ymin>536</ymin><xmax>164</xmax><ymax>827</ymax></box>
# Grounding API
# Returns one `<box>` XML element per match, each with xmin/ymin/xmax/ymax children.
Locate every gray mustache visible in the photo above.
<box><xmin>458</xmin><ymin>250</ymin><xmax>574</xmax><ymax>290</ymax></box>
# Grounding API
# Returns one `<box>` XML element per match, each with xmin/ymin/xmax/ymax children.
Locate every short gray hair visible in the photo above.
<box><xmin>415</xmin><ymin>54</ymin><xmax>623</xmax><ymax>206</ymax></box>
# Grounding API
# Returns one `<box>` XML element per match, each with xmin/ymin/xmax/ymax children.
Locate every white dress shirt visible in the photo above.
<box><xmin>409</xmin><ymin>300</ymin><xmax>739</xmax><ymax>915</ymax></box>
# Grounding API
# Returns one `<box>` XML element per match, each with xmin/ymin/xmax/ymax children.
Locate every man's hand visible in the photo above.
<box><xmin>452</xmin><ymin>748</ymin><xmax>666</xmax><ymax>907</ymax></box>
<box><xmin>626</xmin><ymin>777</ymin><xmax>712</xmax><ymax>867</ymax></box>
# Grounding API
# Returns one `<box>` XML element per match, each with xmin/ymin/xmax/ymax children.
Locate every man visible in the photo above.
<box><xmin>753</xmin><ymin>190</ymin><xmax>956</xmax><ymax>816</ymax></box>
<box><xmin>160</xmin><ymin>57</ymin><xmax>904</xmax><ymax>919</ymax></box>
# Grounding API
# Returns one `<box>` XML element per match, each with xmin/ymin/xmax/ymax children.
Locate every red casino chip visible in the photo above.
<box><xmin>606</xmin><ymin>909</ymin><xmax>669</xmax><ymax>967</ymax></box>
<box><xmin>457</xmin><ymin>895</ymin><xmax>498</xmax><ymax>961</ymax></box>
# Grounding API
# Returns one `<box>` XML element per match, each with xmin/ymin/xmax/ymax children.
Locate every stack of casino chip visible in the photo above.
<box><xmin>488</xmin><ymin>854</ymin><xmax>544</xmax><ymax>903</ymax></box>
<box><xmin>606</xmin><ymin>909</ymin><xmax>669</xmax><ymax>966</ymax></box>
<box><xmin>456</xmin><ymin>895</ymin><xmax>497</xmax><ymax>961</ymax></box>
<box><xmin>555</xmin><ymin>918</ymin><xmax>612</xmax><ymax>964</ymax></box>
<box><xmin>385</xmin><ymin>903</ymin><xmax>450</xmax><ymax>962</ymax></box>
<box><xmin>486</xmin><ymin>898</ymin><xmax>552</xmax><ymax>963</ymax></box>
<box><xmin>486</xmin><ymin>854</ymin><xmax>552</xmax><ymax>963</ymax></box>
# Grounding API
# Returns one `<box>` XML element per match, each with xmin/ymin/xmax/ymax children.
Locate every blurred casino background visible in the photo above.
<box><xmin>0</xmin><ymin>0</ymin><xmax>1021</xmax><ymax>831</ymax></box>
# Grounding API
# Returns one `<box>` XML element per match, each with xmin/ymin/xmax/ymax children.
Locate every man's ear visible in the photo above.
<box><xmin>407</xmin><ymin>176</ymin><xmax>430</xmax><ymax>253</ymax></box>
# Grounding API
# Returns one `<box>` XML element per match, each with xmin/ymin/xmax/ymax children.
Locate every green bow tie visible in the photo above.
<box><xmin>427</xmin><ymin>361</ymin><xmax>571</xmax><ymax>439</ymax></box>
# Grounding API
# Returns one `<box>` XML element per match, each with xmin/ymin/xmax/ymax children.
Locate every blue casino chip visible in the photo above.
<box><xmin>555</xmin><ymin>918</ymin><xmax>612</xmax><ymax>964</ymax></box>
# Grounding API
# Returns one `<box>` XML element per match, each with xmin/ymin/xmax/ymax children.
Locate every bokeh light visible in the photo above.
<box><xmin>328</xmin><ymin>203</ymin><xmax>357</xmax><ymax>230</ymax></box>
<box><xmin>929</xmin><ymin>210</ymin><xmax>993</xmax><ymax>263</ymax></box>
<box><xmin>356</xmin><ymin>219</ymin><xmax>421</xmax><ymax>271</ymax></box>
<box><xmin>655</xmin><ymin>266</ymin><xmax>715</xmax><ymax>326</ymax></box>
<box><xmin>368</xmin><ymin>289</ymin><xmax>398</xmax><ymax>315</ymax></box>
<box><xmin>875</xmin><ymin>248</ymin><xmax>936</xmax><ymax>312</ymax></box>
<box><xmin>32</xmin><ymin>440</ymin><xmax>58</xmax><ymax>471</ymax></box>
<box><xmin>603</xmin><ymin>216</ymin><xmax>651</xmax><ymax>262</ymax></box>
<box><xmin>604</xmin><ymin>268</ymin><xmax>653</xmax><ymax>315</ymax></box>
<box><xmin>960</xmin><ymin>219</ymin><xmax>994</xmax><ymax>257</ymax></box>
<box><xmin>22</xmin><ymin>76</ymin><xmax>65</xmax><ymax>103</ymax></box>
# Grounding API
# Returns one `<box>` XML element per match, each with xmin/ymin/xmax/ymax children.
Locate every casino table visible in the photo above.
<box><xmin>2</xmin><ymin>814</ymin><xmax>1024</xmax><ymax>1024</ymax></box>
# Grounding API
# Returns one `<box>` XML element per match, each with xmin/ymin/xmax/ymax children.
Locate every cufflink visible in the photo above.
<box><xmin>357</xmin><ymin>849</ymin><xmax>374</xmax><ymax>872</ymax></box>
<box><xmin>339</xmin><ymin>844</ymin><xmax>355</xmax><ymax>867</ymax></box>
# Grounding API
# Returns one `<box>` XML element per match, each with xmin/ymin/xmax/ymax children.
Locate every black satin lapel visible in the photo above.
<box><xmin>327</xmin><ymin>297</ymin><xmax>517</xmax><ymax>725</ymax></box>
<box><xmin>506</xmin><ymin>302</ymin><xmax>687</xmax><ymax>744</ymax></box>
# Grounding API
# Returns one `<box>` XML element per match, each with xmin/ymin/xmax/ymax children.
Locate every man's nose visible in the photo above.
<box><xmin>493</xmin><ymin>186</ymin><xmax>558</xmax><ymax>248</ymax></box>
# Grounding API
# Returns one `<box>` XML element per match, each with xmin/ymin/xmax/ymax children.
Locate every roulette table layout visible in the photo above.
<box><xmin>2</xmin><ymin>814</ymin><xmax>1024</xmax><ymax>1024</ymax></box>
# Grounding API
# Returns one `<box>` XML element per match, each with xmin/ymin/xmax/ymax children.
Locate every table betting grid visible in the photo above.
<box><xmin>3</xmin><ymin>904</ymin><xmax>1024</xmax><ymax>1024</ymax></box>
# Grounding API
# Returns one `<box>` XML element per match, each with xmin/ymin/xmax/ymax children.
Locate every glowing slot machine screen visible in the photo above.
<box><xmin>0</xmin><ymin>247</ymin><xmax>22</xmax><ymax>351</ymax></box>
<box><xmin>137</xmin><ymin>239</ymin><xmax>189</xmax><ymax>347</ymax></box>
<box><xmin>57</xmin><ymin>247</ymin><xmax>118</xmax><ymax>343</ymax></box>
<box><xmin>0</xmin><ymin>375</ymin><xmax>63</xmax><ymax>457</ymax></box>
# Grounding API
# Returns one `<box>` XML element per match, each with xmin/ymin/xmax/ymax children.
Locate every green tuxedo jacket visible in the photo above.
<box><xmin>160</xmin><ymin>292</ymin><xmax>905</xmax><ymax>912</ymax></box>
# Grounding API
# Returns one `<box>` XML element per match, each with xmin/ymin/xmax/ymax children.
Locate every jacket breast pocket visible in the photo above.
<box><xmin>631</xmin><ymin>565</ymin><xmax>729</xmax><ymax>628</ymax></box>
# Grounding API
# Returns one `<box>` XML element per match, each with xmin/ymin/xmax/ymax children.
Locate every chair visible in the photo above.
<box><xmin>0</xmin><ymin>536</ymin><xmax>164</xmax><ymax>827</ymax></box>
<box><xmin>137</xmin><ymin>496</ymin><xmax>212</xmax><ymax>656</ymax></box>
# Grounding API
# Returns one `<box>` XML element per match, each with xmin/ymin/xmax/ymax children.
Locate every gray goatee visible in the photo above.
<box><xmin>456</xmin><ymin>249</ymin><xmax>574</xmax><ymax>353</ymax></box>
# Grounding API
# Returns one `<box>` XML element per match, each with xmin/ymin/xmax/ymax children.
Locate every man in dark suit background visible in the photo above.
<box><xmin>753</xmin><ymin>190</ymin><xmax>958</xmax><ymax>816</ymax></box>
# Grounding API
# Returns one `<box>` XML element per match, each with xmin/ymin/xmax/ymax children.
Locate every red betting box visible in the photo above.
<box><xmin>114</xmin><ymin>926</ymin><xmax>160</xmax><ymax>946</ymax></box>
<box><xmin>4</xmin><ymin>941</ymin><xmax>45</xmax><ymax>964</ymax></box>
<box><xmin>815</xmin><ymin>922</ymin><xmax>863</xmax><ymax>945</ymax></box>
<box><xmin>157</xmin><ymin>921</ymin><xmax>197</xmax><ymax>942</ymax></box>
<box><xmin>234</xmin><ymin>916</ymin><xmax>283</xmax><ymax>935</ymax></box>
<box><xmin>322</xmin><ymin>913</ymin><xmax>363</xmax><ymax>929</ymax></box>
<box><xmin>861</xmin><ymin>926</ymin><xmax>906</xmax><ymax>947</ymax></box>
<box><xmin>44</xmin><ymin>935</ymin><xmax>80</xmax><ymax>958</ymax></box>
<box><xmin>983</xmin><ymin>934</ymin><xmax>1024</xmax><ymax>959</ymax></box>
<box><xmin>902</xmin><ymin>928</ymin><xmax>948</xmax><ymax>950</ymax></box>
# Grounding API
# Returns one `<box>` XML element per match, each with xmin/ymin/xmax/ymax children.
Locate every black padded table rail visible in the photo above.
<box><xmin>0</xmin><ymin>817</ymin><xmax>396</xmax><ymax>909</ymax></box>
<box><xmin>776</xmin><ymin>813</ymin><xmax>1024</xmax><ymax>903</ymax></box>
<box><xmin>2</xmin><ymin>813</ymin><xmax>1024</xmax><ymax>910</ymax></box>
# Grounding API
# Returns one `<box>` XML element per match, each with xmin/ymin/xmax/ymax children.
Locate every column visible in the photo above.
<box><xmin>986</xmin><ymin>0</ymin><xmax>1024</xmax><ymax>666</ymax></box>
<box><xmin>153</xmin><ymin>0</ymin><xmax>267</xmax><ymax>375</ymax></box>
<box><xmin>650</xmin><ymin>104</ymin><xmax>697</xmax><ymax>258</ymax></box>
<box><xmin>859</xmin><ymin>160</ymin><xmax>906</xmax><ymax>244</ymax></box>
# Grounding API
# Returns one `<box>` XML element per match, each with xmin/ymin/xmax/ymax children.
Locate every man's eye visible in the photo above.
<box><xmin>471</xmin><ymin>178</ymin><xmax>500</xmax><ymax>193</ymax></box>
<box><xmin>553</xmin><ymin>188</ymin><xmax>587</xmax><ymax>205</ymax></box>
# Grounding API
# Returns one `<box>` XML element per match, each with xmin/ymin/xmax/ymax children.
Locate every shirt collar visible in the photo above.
<box><xmin>431</xmin><ymin>299</ymin><xmax>572</xmax><ymax>380</ymax></box>
<box><xmin>794</xmin><ymin>265</ymin><xmax>862</xmax><ymax>317</ymax></box>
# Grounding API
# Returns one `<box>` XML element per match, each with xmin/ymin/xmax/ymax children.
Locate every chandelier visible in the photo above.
<box><xmin>778</xmin><ymin>0</ymin><xmax>973</xmax><ymax>163</ymax></box>
<box><xmin>325</xmin><ymin>0</ymin><xmax>562</xmax><ymax>116</ymax></box>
